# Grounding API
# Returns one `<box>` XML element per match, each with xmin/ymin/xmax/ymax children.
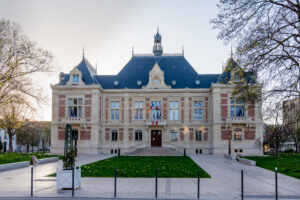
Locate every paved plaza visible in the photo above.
<box><xmin>0</xmin><ymin>154</ymin><xmax>299</xmax><ymax>200</ymax></box>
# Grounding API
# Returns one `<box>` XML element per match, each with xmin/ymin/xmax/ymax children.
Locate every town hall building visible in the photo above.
<box><xmin>51</xmin><ymin>31</ymin><xmax>263</xmax><ymax>156</ymax></box>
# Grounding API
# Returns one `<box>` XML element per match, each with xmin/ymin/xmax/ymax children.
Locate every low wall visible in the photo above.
<box><xmin>0</xmin><ymin>161</ymin><xmax>30</xmax><ymax>172</ymax></box>
<box><xmin>38</xmin><ymin>157</ymin><xmax>59</xmax><ymax>164</ymax></box>
<box><xmin>224</xmin><ymin>154</ymin><xmax>236</xmax><ymax>160</ymax></box>
<box><xmin>239</xmin><ymin>158</ymin><xmax>256</xmax><ymax>166</ymax></box>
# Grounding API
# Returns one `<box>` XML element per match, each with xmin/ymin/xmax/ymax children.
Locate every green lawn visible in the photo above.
<box><xmin>0</xmin><ymin>153</ymin><xmax>60</xmax><ymax>165</ymax></box>
<box><xmin>80</xmin><ymin>156</ymin><xmax>210</xmax><ymax>178</ymax></box>
<box><xmin>244</xmin><ymin>154</ymin><xmax>300</xmax><ymax>179</ymax></box>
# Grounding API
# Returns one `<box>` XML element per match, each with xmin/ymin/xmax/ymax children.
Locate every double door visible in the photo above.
<box><xmin>151</xmin><ymin>130</ymin><xmax>162</xmax><ymax>147</ymax></box>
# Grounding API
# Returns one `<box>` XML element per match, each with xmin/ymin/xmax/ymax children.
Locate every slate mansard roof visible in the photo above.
<box><xmin>58</xmin><ymin>31</ymin><xmax>255</xmax><ymax>89</ymax></box>
<box><xmin>59</xmin><ymin>54</ymin><xmax>221</xmax><ymax>89</ymax></box>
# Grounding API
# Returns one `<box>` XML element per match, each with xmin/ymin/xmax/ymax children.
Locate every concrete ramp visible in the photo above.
<box><xmin>126</xmin><ymin>147</ymin><xmax>182</xmax><ymax>156</ymax></box>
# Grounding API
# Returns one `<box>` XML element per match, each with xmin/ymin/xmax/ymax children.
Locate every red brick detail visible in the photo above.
<box><xmin>85</xmin><ymin>94</ymin><xmax>92</xmax><ymax>98</ymax></box>
<box><xmin>244</xmin><ymin>130</ymin><xmax>255</xmax><ymax>140</ymax></box>
<box><xmin>129</xmin><ymin>132</ymin><xmax>133</xmax><ymax>141</ymax></box>
<box><xmin>221</xmin><ymin>126</ymin><xmax>226</xmax><ymax>130</ymax></box>
<box><xmin>85</xmin><ymin>106</ymin><xmax>91</xmax><ymax>118</ymax></box>
<box><xmin>221</xmin><ymin>130</ymin><xmax>232</xmax><ymax>140</ymax></box>
<box><xmin>105</xmin><ymin>98</ymin><xmax>109</xmax><ymax>123</ymax></box>
<box><xmin>59</xmin><ymin>94</ymin><xmax>66</xmax><ymax>98</ymax></box>
<box><xmin>180</xmin><ymin>131</ymin><xmax>184</xmax><ymax>141</ymax></box>
<box><xmin>205</xmin><ymin>101</ymin><xmax>208</xmax><ymax>123</ymax></box>
<box><xmin>181</xmin><ymin>98</ymin><xmax>184</xmax><ymax>123</ymax></box>
<box><xmin>85</xmin><ymin>99</ymin><xmax>91</xmax><ymax>105</ymax></box>
<box><xmin>80</xmin><ymin>131</ymin><xmax>91</xmax><ymax>140</ymax></box>
<box><xmin>128</xmin><ymin>128</ymin><xmax>133</xmax><ymax>141</ymax></box>
<box><xmin>120</xmin><ymin>98</ymin><xmax>124</xmax><ymax>123</ymax></box>
<box><xmin>59</xmin><ymin>106</ymin><xmax>65</xmax><ymax>118</ymax></box>
<box><xmin>119</xmin><ymin>128</ymin><xmax>124</xmax><ymax>141</ymax></box>
<box><xmin>221</xmin><ymin>106</ymin><xmax>228</xmax><ymax>117</ymax></box>
<box><xmin>204</xmin><ymin>128</ymin><xmax>208</xmax><ymax>131</ymax></box>
<box><xmin>204</xmin><ymin>132</ymin><xmax>208</xmax><ymax>141</ymax></box>
<box><xmin>105</xmin><ymin>128</ymin><xmax>110</xmax><ymax>141</ymax></box>
<box><xmin>87</xmin><ymin>126</ymin><xmax>91</xmax><ymax>129</ymax></box>
<box><xmin>129</xmin><ymin>98</ymin><xmax>132</xmax><ymax>122</ymax></box>
<box><xmin>189</xmin><ymin>97</ymin><xmax>192</xmax><ymax>122</ymax></box>
<box><xmin>189</xmin><ymin>128</ymin><xmax>194</xmax><ymax>141</ymax></box>
<box><xmin>58</xmin><ymin>131</ymin><xmax>65</xmax><ymax>140</ymax></box>
<box><xmin>220</xmin><ymin>93</ymin><xmax>228</xmax><ymax>98</ymax></box>
<box><xmin>250</xmin><ymin>126</ymin><xmax>256</xmax><ymax>129</ymax></box>
<box><xmin>248</xmin><ymin>104</ymin><xmax>255</xmax><ymax>117</ymax></box>
<box><xmin>59</xmin><ymin>99</ymin><xmax>65</xmax><ymax>105</ymax></box>
<box><xmin>205</xmin><ymin>97</ymin><xmax>208</xmax><ymax>101</ymax></box>
<box><xmin>163</xmin><ymin>98</ymin><xmax>168</xmax><ymax>120</ymax></box>
<box><xmin>221</xmin><ymin>99</ymin><xmax>228</xmax><ymax>104</ymax></box>
<box><xmin>145</xmin><ymin>98</ymin><xmax>150</xmax><ymax>120</ymax></box>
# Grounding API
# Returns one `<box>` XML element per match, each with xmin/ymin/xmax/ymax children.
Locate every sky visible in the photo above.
<box><xmin>0</xmin><ymin>0</ymin><xmax>231</xmax><ymax>121</ymax></box>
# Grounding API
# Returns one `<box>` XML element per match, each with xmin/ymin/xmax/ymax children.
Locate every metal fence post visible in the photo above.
<box><xmin>184</xmin><ymin>148</ymin><xmax>186</xmax><ymax>156</ymax></box>
<box><xmin>155</xmin><ymin>168</ymin><xmax>158</xmax><ymax>198</ymax></box>
<box><xmin>197</xmin><ymin>168</ymin><xmax>200</xmax><ymax>199</ymax></box>
<box><xmin>241</xmin><ymin>170</ymin><xmax>243</xmax><ymax>200</ymax></box>
<box><xmin>114</xmin><ymin>168</ymin><xmax>117</xmax><ymax>198</ymax></box>
<box><xmin>72</xmin><ymin>167</ymin><xmax>75</xmax><ymax>197</ymax></box>
<box><xmin>31</xmin><ymin>167</ymin><xmax>33</xmax><ymax>197</ymax></box>
<box><xmin>118</xmin><ymin>148</ymin><xmax>120</xmax><ymax>156</ymax></box>
<box><xmin>275</xmin><ymin>167</ymin><xmax>278</xmax><ymax>200</ymax></box>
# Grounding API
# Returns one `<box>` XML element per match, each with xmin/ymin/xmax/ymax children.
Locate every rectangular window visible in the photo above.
<box><xmin>134</xmin><ymin>102</ymin><xmax>144</xmax><ymax>120</ymax></box>
<box><xmin>194</xmin><ymin>101</ymin><xmax>203</xmax><ymax>120</ymax></box>
<box><xmin>68</xmin><ymin>98</ymin><xmax>83</xmax><ymax>118</ymax></box>
<box><xmin>195</xmin><ymin>130</ymin><xmax>202</xmax><ymax>141</ymax></box>
<box><xmin>170</xmin><ymin>130</ymin><xmax>178</xmax><ymax>141</ymax></box>
<box><xmin>151</xmin><ymin>101</ymin><xmax>161</xmax><ymax>120</ymax></box>
<box><xmin>72</xmin><ymin>75</ymin><xmax>79</xmax><ymax>83</ymax></box>
<box><xmin>110</xmin><ymin>102</ymin><xmax>120</xmax><ymax>120</ymax></box>
<box><xmin>230</xmin><ymin>98</ymin><xmax>245</xmax><ymax>117</ymax></box>
<box><xmin>111</xmin><ymin>130</ymin><xmax>118</xmax><ymax>141</ymax></box>
<box><xmin>135</xmin><ymin>130</ymin><xmax>143</xmax><ymax>141</ymax></box>
<box><xmin>169</xmin><ymin>102</ymin><xmax>179</xmax><ymax>120</ymax></box>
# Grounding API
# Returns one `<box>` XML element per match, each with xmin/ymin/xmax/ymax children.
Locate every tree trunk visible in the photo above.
<box><xmin>26</xmin><ymin>143</ymin><xmax>29</xmax><ymax>153</ymax></box>
<box><xmin>8</xmin><ymin>133</ymin><xmax>13</xmax><ymax>152</ymax></box>
<box><xmin>295</xmin><ymin>142</ymin><xmax>299</xmax><ymax>153</ymax></box>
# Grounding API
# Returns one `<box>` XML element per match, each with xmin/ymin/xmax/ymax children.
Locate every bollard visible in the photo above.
<box><xmin>114</xmin><ymin>168</ymin><xmax>117</xmax><ymax>198</ymax></box>
<box><xmin>241</xmin><ymin>170</ymin><xmax>243</xmax><ymax>200</ymax></box>
<box><xmin>197</xmin><ymin>168</ymin><xmax>200</xmax><ymax>199</ymax></box>
<box><xmin>72</xmin><ymin>167</ymin><xmax>75</xmax><ymax>197</ymax></box>
<box><xmin>31</xmin><ymin>167</ymin><xmax>33</xmax><ymax>197</ymax></box>
<box><xmin>275</xmin><ymin>167</ymin><xmax>278</xmax><ymax>200</ymax></box>
<box><xmin>184</xmin><ymin>148</ymin><xmax>186</xmax><ymax>157</ymax></box>
<box><xmin>155</xmin><ymin>168</ymin><xmax>158</xmax><ymax>198</ymax></box>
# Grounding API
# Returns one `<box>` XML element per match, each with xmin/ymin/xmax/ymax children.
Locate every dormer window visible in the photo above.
<box><xmin>73</xmin><ymin>75</ymin><xmax>79</xmax><ymax>84</ymax></box>
<box><xmin>234</xmin><ymin>74</ymin><xmax>241</xmax><ymax>83</ymax></box>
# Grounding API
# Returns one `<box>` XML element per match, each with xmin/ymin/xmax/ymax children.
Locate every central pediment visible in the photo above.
<box><xmin>143</xmin><ymin>62</ymin><xmax>171</xmax><ymax>89</ymax></box>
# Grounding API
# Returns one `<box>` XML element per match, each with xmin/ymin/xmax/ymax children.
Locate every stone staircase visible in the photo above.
<box><xmin>126</xmin><ymin>147</ymin><xmax>183</xmax><ymax>156</ymax></box>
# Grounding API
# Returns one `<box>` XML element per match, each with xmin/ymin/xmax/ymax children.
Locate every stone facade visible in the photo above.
<box><xmin>51</xmin><ymin>32</ymin><xmax>263</xmax><ymax>156</ymax></box>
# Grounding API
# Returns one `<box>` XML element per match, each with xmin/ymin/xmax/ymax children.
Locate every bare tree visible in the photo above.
<box><xmin>211</xmin><ymin>0</ymin><xmax>300</xmax><ymax>105</ymax></box>
<box><xmin>16</xmin><ymin>124</ymin><xmax>39</xmax><ymax>153</ymax></box>
<box><xmin>0</xmin><ymin>19</ymin><xmax>53</xmax><ymax>108</ymax></box>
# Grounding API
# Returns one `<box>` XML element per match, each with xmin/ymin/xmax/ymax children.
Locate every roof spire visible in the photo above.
<box><xmin>132</xmin><ymin>46</ymin><xmax>134</xmax><ymax>56</ymax></box>
<box><xmin>82</xmin><ymin>46</ymin><xmax>85</xmax><ymax>59</ymax></box>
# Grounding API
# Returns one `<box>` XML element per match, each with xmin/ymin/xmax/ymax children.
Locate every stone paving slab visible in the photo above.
<box><xmin>0</xmin><ymin>154</ymin><xmax>300</xmax><ymax>200</ymax></box>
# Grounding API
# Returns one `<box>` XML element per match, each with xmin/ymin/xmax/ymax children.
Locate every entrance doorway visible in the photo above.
<box><xmin>151</xmin><ymin>130</ymin><xmax>162</xmax><ymax>147</ymax></box>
